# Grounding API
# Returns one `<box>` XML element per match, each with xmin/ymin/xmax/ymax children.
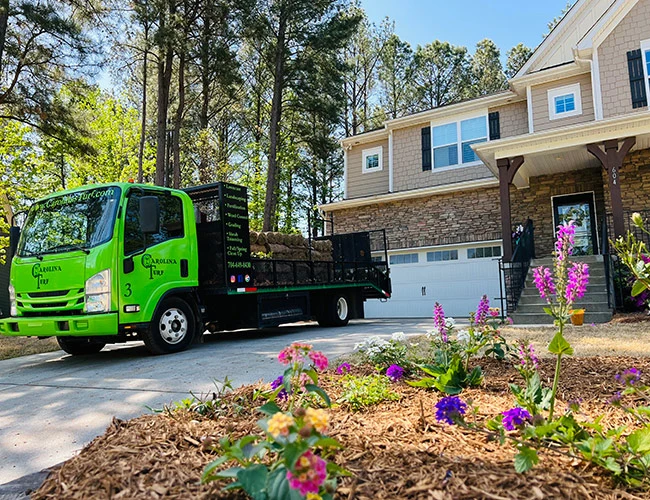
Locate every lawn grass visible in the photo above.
<box><xmin>0</xmin><ymin>336</ymin><xmax>60</xmax><ymax>360</ymax></box>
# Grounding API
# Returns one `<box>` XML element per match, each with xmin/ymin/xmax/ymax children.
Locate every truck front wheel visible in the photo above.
<box><xmin>57</xmin><ymin>337</ymin><xmax>106</xmax><ymax>356</ymax></box>
<box><xmin>143</xmin><ymin>297</ymin><xmax>196</xmax><ymax>355</ymax></box>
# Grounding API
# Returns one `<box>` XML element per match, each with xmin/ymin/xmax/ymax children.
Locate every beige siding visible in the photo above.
<box><xmin>391</xmin><ymin>123</ymin><xmax>494</xmax><ymax>193</ymax></box>
<box><xmin>531</xmin><ymin>73</ymin><xmax>595</xmax><ymax>132</ymax></box>
<box><xmin>346</xmin><ymin>139</ymin><xmax>389</xmax><ymax>199</ymax></box>
<box><xmin>599</xmin><ymin>0</ymin><xmax>650</xmax><ymax>119</ymax></box>
<box><xmin>489</xmin><ymin>101</ymin><xmax>528</xmax><ymax>138</ymax></box>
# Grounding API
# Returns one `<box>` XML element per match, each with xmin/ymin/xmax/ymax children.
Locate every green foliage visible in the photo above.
<box><xmin>470</xmin><ymin>38</ymin><xmax>506</xmax><ymax>96</ymax></box>
<box><xmin>338</xmin><ymin>374</ymin><xmax>400</xmax><ymax>411</ymax></box>
<box><xmin>354</xmin><ymin>335</ymin><xmax>411</xmax><ymax>371</ymax></box>
<box><xmin>505</xmin><ymin>43</ymin><xmax>533</xmax><ymax>78</ymax></box>
<box><xmin>203</xmin><ymin>343</ymin><xmax>346</xmax><ymax>498</ymax></box>
<box><xmin>509</xmin><ymin>372</ymin><xmax>552</xmax><ymax>416</ymax></box>
<box><xmin>408</xmin><ymin>354</ymin><xmax>482</xmax><ymax>395</ymax></box>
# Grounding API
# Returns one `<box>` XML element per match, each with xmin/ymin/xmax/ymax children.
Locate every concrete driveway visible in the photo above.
<box><xmin>0</xmin><ymin>318</ymin><xmax>434</xmax><ymax>486</ymax></box>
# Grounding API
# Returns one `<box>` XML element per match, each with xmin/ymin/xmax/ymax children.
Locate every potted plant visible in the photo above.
<box><xmin>570</xmin><ymin>309</ymin><xmax>585</xmax><ymax>326</ymax></box>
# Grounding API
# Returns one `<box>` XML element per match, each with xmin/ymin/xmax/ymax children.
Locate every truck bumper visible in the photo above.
<box><xmin>0</xmin><ymin>313</ymin><xmax>119</xmax><ymax>337</ymax></box>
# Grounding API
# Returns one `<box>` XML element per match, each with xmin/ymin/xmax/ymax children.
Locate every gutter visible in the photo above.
<box><xmin>320</xmin><ymin>177</ymin><xmax>498</xmax><ymax>212</ymax></box>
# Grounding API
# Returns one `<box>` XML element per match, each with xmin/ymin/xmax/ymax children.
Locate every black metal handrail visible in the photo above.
<box><xmin>499</xmin><ymin>219</ymin><xmax>535</xmax><ymax>313</ymax></box>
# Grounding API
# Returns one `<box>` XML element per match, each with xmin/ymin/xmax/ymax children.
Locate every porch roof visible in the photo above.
<box><xmin>473</xmin><ymin>113</ymin><xmax>650</xmax><ymax>188</ymax></box>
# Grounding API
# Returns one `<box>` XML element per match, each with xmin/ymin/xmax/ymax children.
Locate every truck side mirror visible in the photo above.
<box><xmin>139</xmin><ymin>196</ymin><xmax>160</xmax><ymax>234</ymax></box>
<box><xmin>9</xmin><ymin>226</ymin><xmax>20</xmax><ymax>258</ymax></box>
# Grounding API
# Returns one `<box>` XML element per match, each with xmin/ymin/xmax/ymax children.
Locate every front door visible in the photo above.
<box><xmin>552</xmin><ymin>193</ymin><xmax>597</xmax><ymax>255</ymax></box>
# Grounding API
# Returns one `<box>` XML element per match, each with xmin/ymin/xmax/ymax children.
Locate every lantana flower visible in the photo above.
<box><xmin>308</xmin><ymin>350</ymin><xmax>328</xmax><ymax>371</ymax></box>
<box><xmin>267</xmin><ymin>412</ymin><xmax>295</xmax><ymax>438</ymax></box>
<box><xmin>286</xmin><ymin>450</ymin><xmax>327</xmax><ymax>495</ymax></box>
<box><xmin>435</xmin><ymin>396</ymin><xmax>467</xmax><ymax>425</ymax></box>
<box><xmin>304</xmin><ymin>408</ymin><xmax>329</xmax><ymax>434</ymax></box>
<box><xmin>501</xmin><ymin>407</ymin><xmax>532</xmax><ymax>431</ymax></box>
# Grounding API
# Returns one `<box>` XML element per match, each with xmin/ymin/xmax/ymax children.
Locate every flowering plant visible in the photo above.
<box><xmin>507</xmin><ymin>340</ymin><xmax>552</xmax><ymax>416</ymax></box>
<box><xmin>202</xmin><ymin>344</ymin><xmax>347</xmax><ymax>499</ymax></box>
<box><xmin>614</xmin><ymin>213</ymin><xmax>650</xmax><ymax>309</ymax></box>
<box><xmin>354</xmin><ymin>333</ymin><xmax>412</xmax><ymax>372</ymax></box>
<box><xmin>531</xmin><ymin>221</ymin><xmax>589</xmax><ymax>419</ymax></box>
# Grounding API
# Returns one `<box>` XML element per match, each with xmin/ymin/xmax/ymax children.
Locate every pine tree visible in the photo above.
<box><xmin>470</xmin><ymin>38</ymin><xmax>506</xmax><ymax>96</ymax></box>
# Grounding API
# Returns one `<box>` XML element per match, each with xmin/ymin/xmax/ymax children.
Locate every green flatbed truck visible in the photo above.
<box><xmin>0</xmin><ymin>182</ymin><xmax>391</xmax><ymax>355</ymax></box>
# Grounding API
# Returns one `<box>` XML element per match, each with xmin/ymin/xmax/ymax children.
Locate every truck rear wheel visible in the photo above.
<box><xmin>318</xmin><ymin>293</ymin><xmax>350</xmax><ymax>327</ymax></box>
<box><xmin>143</xmin><ymin>297</ymin><xmax>195</xmax><ymax>355</ymax></box>
<box><xmin>57</xmin><ymin>337</ymin><xmax>106</xmax><ymax>356</ymax></box>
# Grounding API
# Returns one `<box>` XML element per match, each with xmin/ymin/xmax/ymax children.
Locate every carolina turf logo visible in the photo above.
<box><xmin>31</xmin><ymin>263</ymin><xmax>62</xmax><ymax>289</ymax></box>
<box><xmin>142</xmin><ymin>254</ymin><xmax>177</xmax><ymax>279</ymax></box>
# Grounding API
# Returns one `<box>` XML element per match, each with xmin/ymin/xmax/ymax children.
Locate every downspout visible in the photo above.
<box><xmin>574</xmin><ymin>49</ymin><xmax>602</xmax><ymax>120</ymax></box>
<box><xmin>388</xmin><ymin>130</ymin><xmax>393</xmax><ymax>193</ymax></box>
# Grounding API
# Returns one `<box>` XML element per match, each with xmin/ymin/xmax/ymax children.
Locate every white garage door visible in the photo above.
<box><xmin>365</xmin><ymin>243</ymin><xmax>504</xmax><ymax>319</ymax></box>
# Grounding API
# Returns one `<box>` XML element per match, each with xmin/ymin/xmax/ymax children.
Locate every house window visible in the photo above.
<box><xmin>362</xmin><ymin>146</ymin><xmax>383</xmax><ymax>173</ymax></box>
<box><xmin>642</xmin><ymin>40</ymin><xmax>650</xmax><ymax>108</ymax></box>
<box><xmin>467</xmin><ymin>246</ymin><xmax>501</xmax><ymax>259</ymax></box>
<box><xmin>426</xmin><ymin>250</ymin><xmax>458</xmax><ymax>262</ymax></box>
<box><xmin>547</xmin><ymin>83</ymin><xmax>582</xmax><ymax>120</ymax></box>
<box><xmin>389</xmin><ymin>253</ymin><xmax>419</xmax><ymax>265</ymax></box>
<box><xmin>432</xmin><ymin>116</ymin><xmax>487</xmax><ymax>168</ymax></box>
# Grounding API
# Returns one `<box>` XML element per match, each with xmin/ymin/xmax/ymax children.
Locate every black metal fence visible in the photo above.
<box><xmin>499</xmin><ymin>219</ymin><xmax>535</xmax><ymax>313</ymax></box>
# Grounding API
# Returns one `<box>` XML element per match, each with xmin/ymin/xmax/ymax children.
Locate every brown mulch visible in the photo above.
<box><xmin>33</xmin><ymin>356</ymin><xmax>650</xmax><ymax>500</ymax></box>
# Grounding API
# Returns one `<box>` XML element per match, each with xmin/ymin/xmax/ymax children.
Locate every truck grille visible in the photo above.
<box><xmin>17</xmin><ymin>289</ymin><xmax>85</xmax><ymax>317</ymax></box>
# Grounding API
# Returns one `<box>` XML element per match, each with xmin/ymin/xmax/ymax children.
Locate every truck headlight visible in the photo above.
<box><xmin>84</xmin><ymin>269</ymin><xmax>111</xmax><ymax>313</ymax></box>
<box><xmin>9</xmin><ymin>284</ymin><xmax>16</xmax><ymax>316</ymax></box>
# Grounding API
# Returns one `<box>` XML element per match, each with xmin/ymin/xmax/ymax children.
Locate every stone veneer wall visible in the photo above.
<box><xmin>329</xmin><ymin>187</ymin><xmax>502</xmax><ymax>251</ymax></box>
<box><xmin>510</xmin><ymin>168</ymin><xmax>607</xmax><ymax>257</ymax></box>
<box><xmin>601</xmin><ymin>148</ymin><xmax>650</xmax><ymax>215</ymax></box>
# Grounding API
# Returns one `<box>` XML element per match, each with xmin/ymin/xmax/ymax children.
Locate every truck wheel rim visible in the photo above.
<box><xmin>159</xmin><ymin>308</ymin><xmax>187</xmax><ymax>344</ymax></box>
<box><xmin>336</xmin><ymin>297</ymin><xmax>348</xmax><ymax>321</ymax></box>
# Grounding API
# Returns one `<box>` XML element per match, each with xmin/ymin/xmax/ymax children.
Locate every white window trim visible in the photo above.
<box><xmin>547</xmin><ymin>83</ymin><xmax>582</xmax><ymax>120</ymax></box>
<box><xmin>430</xmin><ymin>114</ymin><xmax>488</xmax><ymax>170</ymax></box>
<box><xmin>641</xmin><ymin>39</ymin><xmax>650</xmax><ymax>110</ymax></box>
<box><xmin>362</xmin><ymin>146</ymin><xmax>383</xmax><ymax>173</ymax></box>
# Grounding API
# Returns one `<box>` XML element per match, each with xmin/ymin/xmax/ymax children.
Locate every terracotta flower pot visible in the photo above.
<box><xmin>570</xmin><ymin>309</ymin><xmax>585</xmax><ymax>326</ymax></box>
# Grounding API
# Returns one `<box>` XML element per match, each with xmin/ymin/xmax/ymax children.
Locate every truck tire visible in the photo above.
<box><xmin>57</xmin><ymin>337</ymin><xmax>106</xmax><ymax>356</ymax></box>
<box><xmin>143</xmin><ymin>297</ymin><xmax>196</xmax><ymax>355</ymax></box>
<box><xmin>319</xmin><ymin>293</ymin><xmax>350</xmax><ymax>327</ymax></box>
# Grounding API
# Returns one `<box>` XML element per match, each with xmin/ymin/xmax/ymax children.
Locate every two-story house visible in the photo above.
<box><xmin>320</xmin><ymin>0</ymin><xmax>650</xmax><ymax>319</ymax></box>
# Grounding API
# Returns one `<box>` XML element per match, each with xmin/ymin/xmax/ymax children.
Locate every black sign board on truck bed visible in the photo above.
<box><xmin>219</xmin><ymin>183</ymin><xmax>253</xmax><ymax>289</ymax></box>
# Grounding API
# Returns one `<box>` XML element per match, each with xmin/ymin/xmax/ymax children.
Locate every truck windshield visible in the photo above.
<box><xmin>17</xmin><ymin>186</ymin><xmax>122</xmax><ymax>257</ymax></box>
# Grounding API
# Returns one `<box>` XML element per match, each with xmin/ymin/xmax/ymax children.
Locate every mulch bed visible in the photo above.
<box><xmin>33</xmin><ymin>357</ymin><xmax>650</xmax><ymax>499</ymax></box>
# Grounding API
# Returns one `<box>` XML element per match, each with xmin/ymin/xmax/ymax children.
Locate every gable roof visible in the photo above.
<box><xmin>513</xmin><ymin>0</ymin><xmax>616</xmax><ymax>79</ymax></box>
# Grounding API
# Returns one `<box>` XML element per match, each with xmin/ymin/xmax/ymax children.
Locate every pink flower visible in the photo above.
<box><xmin>555</xmin><ymin>221</ymin><xmax>576</xmax><ymax>261</ymax></box>
<box><xmin>308</xmin><ymin>350</ymin><xmax>328</xmax><ymax>371</ymax></box>
<box><xmin>286</xmin><ymin>450</ymin><xmax>327</xmax><ymax>495</ymax></box>
<box><xmin>475</xmin><ymin>295</ymin><xmax>490</xmax><ymax>324</ymax></box>
<box><xmin>278</xmin><ymin>342</ymin><xmax>313</xmax><ymax>365</ymax></box>
<box><xmin>565</xmin><ymin>262</ymin><xmax>589</xmax><ymax>304</ymax></box>
<box><xmin>533</xmin><ymin>266</ymin><xmax>556</xmax><ymax>300</ymax></box>
<box><xmin>433</xmin><ymin>302</ymin><xmax>447</xmax><ymax>342</ymax></box>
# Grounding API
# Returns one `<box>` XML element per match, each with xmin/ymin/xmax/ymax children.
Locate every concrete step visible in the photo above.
<box><xmin>518</xmin><ymin>291</ymin><xmax>609</xmax><ymax>306</ymax></box>
<box><xmin>510</xmin><ymin>310</ymin><xmax>613</xmax><ymax>325</ymax></box>
<box><xmin>522</xmin><ymin>277</ymin><xmax>609</xmax><ymax>291</ymax></box>
<box><xmin>516</xmin><ymin>300</ymin><xmax>612</xmax><ymax>313</ymax></box>
<box><xmin>531</xmin><ymin>255</ymin><xmax>604</xmax><ymax>266</ymax></box>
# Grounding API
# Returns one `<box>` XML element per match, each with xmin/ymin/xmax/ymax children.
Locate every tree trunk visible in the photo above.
<box><xmin>0</xmin><ymin>0</ymin><xmax>9</xmax><ymax>77</ymax></box>
<box><xmin>172</xmin><ymin>52</ymin><xmax>185</xmax><ymax>189</ymax></box>
<box><xmin>154</xmin><ymin>3</ymin><xmax>175</xmax><ymax>187</ymax></box>
<box><xmin>137</xmin><ymin>23</ymin><xmax>149</xmax><ymax>183</ymax></box>
<box><xmin>198</xmin><ymin>10</ymin><xmax>210</xmax><ymax>184</ymax></box>
<box><xmin>262</xmin><ymin>10</ymin><xmax>287</xmax><ymax>232</ymax></box>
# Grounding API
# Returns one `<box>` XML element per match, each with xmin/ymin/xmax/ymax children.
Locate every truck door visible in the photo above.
<box><xmin>118</xmin><ymin>189</ymin><xmax>191</xmax><ymax>325</ymax></box>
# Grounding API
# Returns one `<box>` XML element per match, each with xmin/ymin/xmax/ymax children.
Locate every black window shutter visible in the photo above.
<box><xmin>421</xmin><ymin>126</ymin><xmax>431</xmax><ymax>171</ymax></box>
<box><xmin>627</xmin><ymin>49</ymin><xmax>648</xmax><ymax>109</ymax></box>
<box><xmin>488</xmin><ymin>111</ymin><xmax>500</xmax><ymax>140</ymax></box>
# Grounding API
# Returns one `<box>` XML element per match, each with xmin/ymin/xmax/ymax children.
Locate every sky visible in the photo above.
<box><xmin>359</xmin><ymin>0</ymin><xmax>573</xmax><ymax>56</ymax></box>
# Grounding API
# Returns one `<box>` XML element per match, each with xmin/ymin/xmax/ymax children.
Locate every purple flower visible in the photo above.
<box><xmin>567</xmin><ymin>398</ymin><xmax>582</xmax><ymax>413</ymax></box>
<box><xmin>533</xmin><ymin>266</ymin><xmax>556</xmax><ymax>300</ymax></box>
<box><xmin>386</xmin><ymin>364</ymin><xmax>405</xmax><ymax>381</ymax></box>
<box><xmin>609</xmin><ymin>391</ymin><xmax>622</xmax><ymax>405</ymax></box>
<box><xmin>336</xmin><ymin>362</ymin><xmax>351</xmax><ymax>375</ymax></box>
<box><xmin>616</xmin><ymin>368</ymin><xmax>641</xmax><ymax>386</ymax></box>
<box><xmin>501</xmin><ymin>407</ymin><xmax>532</xmax><ymax>431</ymax></box>
<box><xmin>475</xmin><ymin>295</ymin><xmax>490</xmax><ymax>324</ymax></box>
<box><xmin>517</xmin><ymin>342</ymin><xmax>539</xmax><ymax>370</ymax></box>
<box><xmin>555</xmin><ymin>221</ymin><xmax>576</xmax><ymax>261</ymax></box>
<box><xmin>270</xmin><ymin>375</ymin><xmax>288</xmax><ymax>401</ymax></box>
<box><xmin>433</xmin><ymin>302</ymin><xmax>447</xmax><ymax>342</ymax></box>
<box><xmin>435</xmin><ymin>396</ymin><xmax>467</xmax><ymax>425</ymax></box>
<box><xmin>565</xmin><ymin>262</ymin><xmax>589</xmax><ymax>303</ymax></box>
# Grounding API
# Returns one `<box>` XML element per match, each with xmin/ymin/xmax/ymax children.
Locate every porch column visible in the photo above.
<box><xmin>497</xmin><ymin>156</ymin><xmax>524</xmax><ymax>262</ymax></box>
<box><xmin>586</xmin><ymin>137</ymin><xmax>636</xmax><ymax>238</ymax></box>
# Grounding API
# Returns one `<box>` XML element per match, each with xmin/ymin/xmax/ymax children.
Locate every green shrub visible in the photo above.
<box><xmin>338</xmin><ymin>374</ymin><xmax>400</xmax><ymax>411</ymax></box>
